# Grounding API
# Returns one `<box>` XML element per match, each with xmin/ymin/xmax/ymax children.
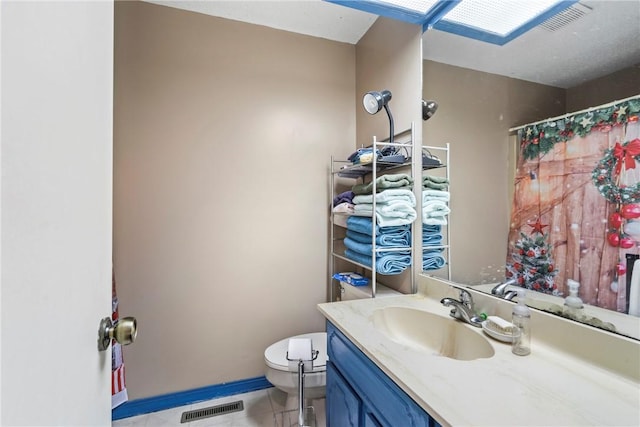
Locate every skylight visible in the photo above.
<box><xmin>325</xmin><ymin>0</ymin><xmax>577</xmax><ymax>45</ymax></box>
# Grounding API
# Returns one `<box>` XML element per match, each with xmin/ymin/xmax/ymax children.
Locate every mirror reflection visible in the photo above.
<box><xmin>420</xmin><ymin>0</ymin><xmax>640</xmax><ymax>340</ymax></box>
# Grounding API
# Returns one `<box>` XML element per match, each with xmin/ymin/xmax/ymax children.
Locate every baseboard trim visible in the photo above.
<box><xmin>112</xmin><ymin>376</ymin><xmax>272</xmax><ymax>420</ymax></box>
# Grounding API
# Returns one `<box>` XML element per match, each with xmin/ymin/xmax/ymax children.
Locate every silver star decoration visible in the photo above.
<box><xmin>526</xmin><ymin>127</ymin><xmax>533</xmax><ymax>137</ymax></box>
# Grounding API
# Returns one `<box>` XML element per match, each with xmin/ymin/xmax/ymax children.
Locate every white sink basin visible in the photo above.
<box><xmin>372</xmin><ymin>306</ymin><xmax>495</xmax><ymax>361</ymax></box>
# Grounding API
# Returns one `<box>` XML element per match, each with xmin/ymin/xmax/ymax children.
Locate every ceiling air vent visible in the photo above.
<box><xmin>538</xmin><ymin>2</ymin><xmax>592</xmax><ymax>31</ymax></box>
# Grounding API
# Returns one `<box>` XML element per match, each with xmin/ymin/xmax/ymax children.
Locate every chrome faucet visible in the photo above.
<box><xmin>491</xmin><ymin>278</ymin><xmax>518</xmax><ymax>299</ymax></box>
<box><xmin>440</xmin><ymin>288</ymin><xmax>484</xmax><ymax>327</ymax></box>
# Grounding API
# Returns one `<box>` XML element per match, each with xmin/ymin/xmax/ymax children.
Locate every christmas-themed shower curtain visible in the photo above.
<box><xmin>506</xmin><ymin>96</ymin><xmax>640</xmax><ymax>313</ymax></box>
<box><xmin>112</xmin><ymin>267</ymin><xmax>128</xmax><ymax>409</ymax></box>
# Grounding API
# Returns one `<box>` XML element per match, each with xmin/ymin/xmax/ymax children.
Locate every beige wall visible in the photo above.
<box><xmin>567</xmin><ymin>64</ymin><xmax>640</xmax><ymax>112</ymax></box>
<box><xmin>114</xmin><ymin>2</ymin><xmax>356</xmax><ymax>399</ymax></box>
<box><xmin>422</xmin><ymin>60</ymin><xmax>566</xmax><ymax>285</ymax></box>
<box><xmin>114</xmin><ymin>1</ymin><xmax>637</xmax><ymax>401</ymax></box>
<box><xmin>354</xmin><ymin>18</ymin><xmax>423</xmax><ymax>294</ymax></box>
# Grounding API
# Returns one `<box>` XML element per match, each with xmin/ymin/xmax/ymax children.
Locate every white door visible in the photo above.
<box><xmin>1</xmin><ymin>1</ymin><xmax>114</xmax><ymax>425</ymax></box>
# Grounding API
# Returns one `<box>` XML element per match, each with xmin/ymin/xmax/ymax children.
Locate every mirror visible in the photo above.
<box><xmin>420</xmin><ymin>0</ymin><xmax>640</xmax><ymax>340</ymax></box>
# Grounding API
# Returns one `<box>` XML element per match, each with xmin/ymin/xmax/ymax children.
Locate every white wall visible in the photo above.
<box><xmin>1</xmin><ymin>1</ymin><xmax>114</xmax><ymax>425</ymax></box>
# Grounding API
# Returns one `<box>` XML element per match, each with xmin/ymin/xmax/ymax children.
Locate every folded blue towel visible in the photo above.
<box><xmin>423</xmin><ymin>224</ymin><xmax>442</xmax><ymax>234</ymax></box>
<box><xmin>345</xmin><ymin>249</ymin><xmax>412</xmax><ymax>275</ymax></box>
<box><xmin>422</xmin><ymin>233</ymin><xmax>443</xmax><ymax>246</ymax></box>
<box><xmin>346</xmin><ymin>216</ymin><xmax>410</xmax><ymax>236</ymax></box>
<box><xmin>423</xmin><ymin>250</ymin><xmax>446</xmax><ymax>271</ymax></box>
<box><xmin>344</xmin><ymin>236</ymin><xmax>410</xmax><ymax>255</ymax></box>
<box><xmin>343</xmin><ymin>237</ymin><xmax>373</xmax><ymax>255</ymax></box>
<box><xmin>333</xmin><ymin>191</ymin><xmax>355</xmax><ymax>207</ymax></box>
<box><xmin>346</xmin><ymin>229</ymin><xmax>411</xmax><ymax>247</ymax></box>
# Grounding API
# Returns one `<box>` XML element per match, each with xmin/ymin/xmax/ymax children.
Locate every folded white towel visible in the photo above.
<box><xmin>353</xmin><ymin>200</ymin><xmax>417</xmax><ymax>227</ymax></box>
<box><xmin>422</xmin><ymin>199</ymin><xmax>450</xmax><ymax>225</ymax></box>
<box><xmin>332</xmin><ymin>202</ymin><xmax>355</xmax><ymax>214</ymax></box>
<box><xmin>422</xmin><ymin>190</ymin><xmax>450</xmax><ymax>203</ymax></box>
<box><xmin>353</xmin><ymin>189</ymin><xmax>416</xmax><ymax>206</ymax></box>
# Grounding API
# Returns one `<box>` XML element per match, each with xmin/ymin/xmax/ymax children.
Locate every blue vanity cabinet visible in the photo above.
<box><xmin>327</xmin><ymin>360</ymin><xmax>360</xmax><ymax>427</ymax></box>
<box><xmin>326</xmin><ymin>321</ymin><xmax>441</xmax><ymax>427</ymax></box>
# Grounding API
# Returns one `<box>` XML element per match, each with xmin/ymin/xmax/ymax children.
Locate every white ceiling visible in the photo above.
<box><xmin>145</xmin><ymin>0</ymin><xmax>640</xmax><ymax>89</ymax></box>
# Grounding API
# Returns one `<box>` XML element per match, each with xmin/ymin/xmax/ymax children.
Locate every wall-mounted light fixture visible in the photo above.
<box><xmin>422</xmin><ymin>99</ymin><xmax>438</xmax><ymax>121</ymax></box>
<box><xmin>363</xmin><ymin>89</ymin><xmax>394</xmax><ymax>144</ymax></box>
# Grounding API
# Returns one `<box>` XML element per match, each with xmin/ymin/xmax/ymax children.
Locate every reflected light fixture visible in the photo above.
<box><xmin>363</xmin><ymin>89</ymin><xmax>394</xmax><ymax>143</ymax></box>
<box><xmin>422</xmin><ymin>99</ymin><xmax>438</xmax><ymax>121</ymax></box>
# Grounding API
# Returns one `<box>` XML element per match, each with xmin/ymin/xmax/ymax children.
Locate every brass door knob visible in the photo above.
<box><xmin>97</xmin><ymin>316</ymin><xmax>137</xmax><ymax>351</ymax></box>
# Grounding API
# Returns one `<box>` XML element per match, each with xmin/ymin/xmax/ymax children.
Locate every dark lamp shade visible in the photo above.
<box><xmin>363</xmin><ymin>90</ymin><xmax>393</xmax><ymax>115</ymax></box>
<box><xmin>422</xmin><ymin>99</ymin><xmax>438</xmax><ymax>121</ymax></box>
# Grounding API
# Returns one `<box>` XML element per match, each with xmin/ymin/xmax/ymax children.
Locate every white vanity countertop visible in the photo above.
<box><xmin>318</xmin><ymin>292</ymin><xmax>640</xmax><ymax>427</ymax></box>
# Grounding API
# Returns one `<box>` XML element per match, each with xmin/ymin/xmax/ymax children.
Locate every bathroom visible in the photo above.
<box><xmin>2</xmin><ymin>0</ymin><xmax>639</xmax><ymax>426</ymax></box>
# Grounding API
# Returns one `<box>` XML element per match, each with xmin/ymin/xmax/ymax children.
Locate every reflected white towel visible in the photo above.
<box><xmin>629</xmin><ymin>260</ymin><xmax>640</xmax><ymax>317</ymax></box>
<box><xmin>333</xmin><ymin>202</ymin><xmax>355</xmax><ymax>214</ymax></box>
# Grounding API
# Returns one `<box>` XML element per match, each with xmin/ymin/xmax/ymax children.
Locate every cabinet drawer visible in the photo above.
<box><xmin>327</xmin><ymin>322</ymin><xmax>432</xmax><ymax>427</ymax></box>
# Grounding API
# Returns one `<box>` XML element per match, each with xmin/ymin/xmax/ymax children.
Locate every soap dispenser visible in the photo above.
<box><xmin>512</xmin><ymin>288</ymin><xmax>531</xmax><ymax>356</ymax></box>
<box><xmin>563</xmin><ymin>279</ymin><xmax>584</xmax><ymax>318</ymax></box>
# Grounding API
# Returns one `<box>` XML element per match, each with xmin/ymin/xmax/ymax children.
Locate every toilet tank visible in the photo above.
<box><xmin>340</xmin><ymin>281</ymin><xmax>401</xmax><ymax>301</ymax></box>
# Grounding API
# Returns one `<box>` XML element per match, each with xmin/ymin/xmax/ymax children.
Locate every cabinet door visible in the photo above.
<box><xmin>327</xmin><ymin>361</ymin><xmax>361</xmax><ymax>427</ymax></box>
<box><xmin>363</xmin><ymin>411</ymin><xmax>383</xmax><ymax>427</ymax></box>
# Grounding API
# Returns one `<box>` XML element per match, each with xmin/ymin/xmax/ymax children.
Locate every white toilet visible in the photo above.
<box><xmin>263</xmin><ymin>282</ymin><xmax>400</xmax><ymax>406</ymax></box>
<box><xmin>264</xmin><ymin>332</ymin><xmax>327</xmax><ymax>406</ymax></box>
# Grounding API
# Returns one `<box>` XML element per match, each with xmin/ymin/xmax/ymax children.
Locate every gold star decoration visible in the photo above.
<box><xmin>529</xmin><ymin>218</ymin><xmax>548</xmax><ymax>235</ymax></box>
<box><xmin>526</xmin><ymin>127</ymin><xmax>533</xmax><ymax>138</ymax></box>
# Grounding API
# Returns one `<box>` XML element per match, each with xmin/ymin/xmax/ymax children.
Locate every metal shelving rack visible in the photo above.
<box><xmin>329</xmin><ymin>123</ymin><xmax>451</xmax><ymax>302</ymax></box>
<box><xmin>421</xmin><ymin>143</ymin><xmax>451</xmax><ymax>281</ymax></box>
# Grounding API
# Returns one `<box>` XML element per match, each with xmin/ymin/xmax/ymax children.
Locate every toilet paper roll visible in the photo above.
<box><xmin>287</xmin><ymin>338</ymin><xmax>313</xmax><ymax>372</ymax></box>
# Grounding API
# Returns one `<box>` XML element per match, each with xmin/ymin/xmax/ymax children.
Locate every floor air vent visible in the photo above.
<box><xmin>180</xmin><ymin>400</ymin><xmax>244</xmax><ymax>423</ymax></box>
<box><xmin>538</xmin><ymin>2</ymin><xmax>592</xmax><ymax>32</ymax></box>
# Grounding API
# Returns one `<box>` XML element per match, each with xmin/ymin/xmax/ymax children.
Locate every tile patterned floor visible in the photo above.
<box><xmin>112</xmin><ymin>387</ymin><xmax>326</xmax><ymax>427</ymax></box>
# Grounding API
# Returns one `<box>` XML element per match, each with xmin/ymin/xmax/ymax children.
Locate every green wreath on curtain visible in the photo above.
<box><xmin>592</xmin><ymin>138</ymin><xmax>640</xmax><ymax>204</ymax></box>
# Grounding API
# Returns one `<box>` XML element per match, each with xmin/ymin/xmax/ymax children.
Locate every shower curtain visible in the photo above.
<box><xmin>111</xmin><ymin>267</ymin><xmax>128</xmax><ymax>409</ymax></box>
<box><xmin>506</xmin><ymin>96</ymin><xmax>640</xmax><ymax>313</ymax></box>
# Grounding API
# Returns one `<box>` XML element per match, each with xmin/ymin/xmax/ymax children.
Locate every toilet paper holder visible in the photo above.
<box><xmin>280</xmin><ymin>348</ymin><xmax>319</xmax><ymax>427</ymax></box>
<box><xmin>286</xmin><ymin>350</ymin><xmax>319</xmax><ymax>362</ymax></box>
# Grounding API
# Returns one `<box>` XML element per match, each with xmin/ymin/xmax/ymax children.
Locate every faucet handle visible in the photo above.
<box><xmin>458</xmin><ymin>288</ymin><xmax>474</xmax><ymax>307</ymax></box>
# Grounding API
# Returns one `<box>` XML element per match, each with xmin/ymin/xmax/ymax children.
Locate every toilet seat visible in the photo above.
<box><xmin>264</xmin><ymin>332</ymin><xmax>327</xmax><ymax>372</ymax></box>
